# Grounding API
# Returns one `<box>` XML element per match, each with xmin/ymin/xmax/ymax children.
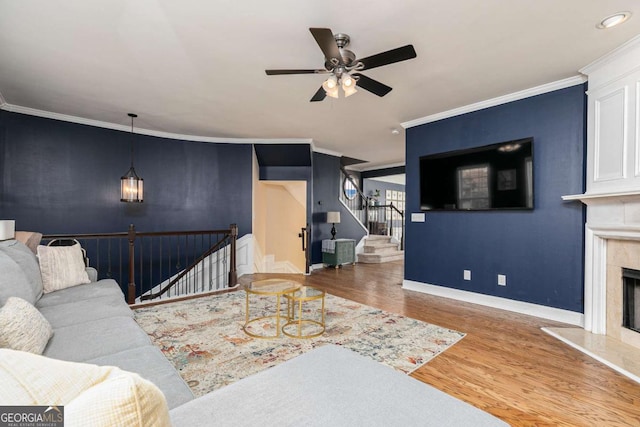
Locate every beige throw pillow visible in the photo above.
<box><xmin>37</xmin><ymin>244</ymin><xmax>91</xmax><ymax>293</ymax></box>
<box><xmin>15</xmin><ymin>231</ymin><xmax>43</xmax><ymax>254</ymax></box>
<box><xmin>0</xmin><ymin>297</ymin><xmax>53</xmax><ymax>354</ymax></box>
<box><xmin>0</xmin><ymin>349</ymin><xmax>171</xmax><ymax>427</ymax></box>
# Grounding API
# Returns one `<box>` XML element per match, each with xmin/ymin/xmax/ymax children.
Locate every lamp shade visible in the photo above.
<box><xmin>326</xmin><ymin>211</ymin><xmax>341</xmax><ymax>224</ymax></box>
<box><xmin>121</xmin><ymin>167</ymin><xmax>144</xmax><ymax>203</ymax></box>
<box><xmin>0</xmin><ymin>220</ymin><xmax>15</xmax><ymax>240</ymax></box>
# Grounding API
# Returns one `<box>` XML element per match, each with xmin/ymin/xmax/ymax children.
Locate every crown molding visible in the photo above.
<box><xmin>580</xmin><ymin>33</ymin><xmax>640</xmax><ymax>76</ymax></box>
<box><xmin>401</xmin><ymin>75</ymin><xmax>586</xmax><ymax>129</ymax></box>
<box><xmin>0</xmin><ymin>102</ymin><xmax>313</xmax><ymax>145</ymax></box>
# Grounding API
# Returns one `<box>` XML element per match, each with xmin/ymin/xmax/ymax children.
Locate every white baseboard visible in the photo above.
<box><xmin>402</xmin><ymin>279</ymin><xmax>584</xmax><ymax>326</ymax></box>
<box><xmin>311</xmin><ymin>263</ymin><xmax>325</xmax><ymax>271</ymax></box>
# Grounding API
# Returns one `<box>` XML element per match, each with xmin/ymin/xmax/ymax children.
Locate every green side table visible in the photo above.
<box><xmin>322</xmin><ymin>238</ymin><xmax>356</xmax><ymax>268</ymax></box>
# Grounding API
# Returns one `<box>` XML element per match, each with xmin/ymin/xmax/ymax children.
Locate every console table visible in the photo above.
<box><xmin>322</xmin><ymin>238</ymin><xmax>356</xmax><ymax>268</ymax></box>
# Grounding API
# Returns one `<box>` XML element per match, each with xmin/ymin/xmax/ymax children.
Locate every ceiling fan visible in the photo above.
<box><xmin>265</xmin><ymin>28</ymin><xmax>417</xmax><ymax>102</ymax></box>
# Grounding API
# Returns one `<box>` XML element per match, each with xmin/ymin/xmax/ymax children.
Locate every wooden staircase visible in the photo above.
<box><xmin>358</xmin><ymin>235</ymin><xmax>404</xmax><ymax>264</ymax></box>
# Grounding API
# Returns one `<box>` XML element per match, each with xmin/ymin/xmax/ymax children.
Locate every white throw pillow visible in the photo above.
<box><xmin>0</xmin><ymin>297</ymin><xmax>53</xmax><ymax>354</ymax></box>
<box><xmin>0</xmin><ymin>349</ymin><xmax>171</xmax><ymax>427</ymax></box>
<box><xmin>37</xmin><ymin>244</ymin><xmax>91</xmax><ymax>293</ymax></box>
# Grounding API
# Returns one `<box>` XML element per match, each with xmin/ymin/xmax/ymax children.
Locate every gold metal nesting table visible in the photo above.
<box><xmin>243</xmin><ymin>279</ymin><xmax>326</xmax><ymax>339</ymax></box>
<box><xmin>282</xmin><ymin>286</ymin><xmax>326</xmax><ymax>339</ymax></box>
<box><xmin>243</xmin><ymin>279</ymin><xmax>301</xmax><ymax>339</ymax></box>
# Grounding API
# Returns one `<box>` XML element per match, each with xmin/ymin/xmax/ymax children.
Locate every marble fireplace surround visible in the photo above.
<box><xmin>571</xmin><ymin>192</ymin><xmax>640</xmax><ymax>339</ymax></box>
<box><xmin>548</xmin><ymin>191</ymin><xmax>640</xmax><ymax>383</ymax></box>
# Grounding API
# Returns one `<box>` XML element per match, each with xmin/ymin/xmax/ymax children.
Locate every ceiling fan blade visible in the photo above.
<box><xmin>310</xmin><ymin>87</ymin><xmax>326</xmax><ymax>102</ymax></box>
<box><xmin>265</xmin><ymin>69</ymin><xmax>326</xmax><ymax>75</ymax></box>
<box><xmin>357</xmin><ymin>45</ymin><xmax>417</xmax><ymax>71</ymax></box>
<box><xmin>309</xmin><ymin>28</ymin><xmax>343</xmax><ymax>66</ymax></box>
<box><xmin>353</xmin><ymin>74</ymin><xmax>392</xmax><ymax>97</ymax></box>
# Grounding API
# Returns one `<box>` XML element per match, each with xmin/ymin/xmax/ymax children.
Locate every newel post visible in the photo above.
<box><xmin>127</xmin><ymin>224</ymin><xmax>136</xmax><ymax>304</ymax></box>
<box><xmin>228</xmin><ymin>224</ymin><xmax>238</xmax><ymax>287</ymax></box>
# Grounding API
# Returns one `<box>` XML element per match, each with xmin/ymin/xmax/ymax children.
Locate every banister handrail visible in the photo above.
<box><xmin>139</xmin><ymin>236</ymin><xmax>230</xmax><ymax>301</ymax></box>
<box><xmin>368</xmin><ymin>203</ymin><xmax>404</xmax><ymax>217</ymax></box>
<box><xmin>43</xmin><ymin>223</ymin><xmax>238</xmax><ymax>304</ymax></box>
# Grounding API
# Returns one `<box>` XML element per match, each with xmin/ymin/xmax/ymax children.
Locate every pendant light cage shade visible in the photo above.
<box><xmin>121</xmin><ymin>113</ymin><xmax>144</xmax><ymax>203</ymax></box>
<box><xmin>120</xmin><ymin>167</ymin><xmax>144</xmax><ymax>203</ymax></box>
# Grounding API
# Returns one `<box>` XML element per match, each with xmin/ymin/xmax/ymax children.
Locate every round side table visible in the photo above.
<box><xmin>243</xmin><ymin>279</ymin><xmax>301</xmax><ymax>339</ymax></box>
<box><xmin>282</xmin><ymin>286</ymin><xmax>326</xmax><ymax>339</ymax></box>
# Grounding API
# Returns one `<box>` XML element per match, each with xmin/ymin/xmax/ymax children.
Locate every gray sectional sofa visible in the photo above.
<box><xmin>1</xmin><ymin>237</ymin><xmax>508</xmax><ymax>426</ymax></box>
<box><xmin>0</xmin><ymin>238</ymin><xmax>194</xmax><ymax>409</ymax></box>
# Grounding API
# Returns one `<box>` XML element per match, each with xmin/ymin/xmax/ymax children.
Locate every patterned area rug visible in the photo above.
<box><xmin>134</xmin><ymin>290</ymin><xmax>465</xmax><ymax>397</ymax></box>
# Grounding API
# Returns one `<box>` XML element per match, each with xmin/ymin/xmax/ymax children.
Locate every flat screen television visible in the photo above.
<box><xmin>419</xmin><ymin>137</ymin><xmax>533</xmax><ymax>211</ymax></box>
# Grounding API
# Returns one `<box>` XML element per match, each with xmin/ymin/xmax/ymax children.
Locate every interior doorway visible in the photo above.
<box><xmin>253</xmin><ymin>181</ymin><xmax>307</xmax><ymax>273</ymax></box>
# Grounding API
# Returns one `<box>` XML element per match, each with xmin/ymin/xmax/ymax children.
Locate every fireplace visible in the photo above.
<box><xmin>623</xmin><ymin>268</ymin><xmax>640</xmax><ymax>334</ymax></box>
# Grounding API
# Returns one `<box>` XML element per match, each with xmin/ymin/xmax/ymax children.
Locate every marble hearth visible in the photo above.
<box><xmin>545</xmin><ymin>193</ymin><xmax>640</xmax><ymax>383</ymax></box>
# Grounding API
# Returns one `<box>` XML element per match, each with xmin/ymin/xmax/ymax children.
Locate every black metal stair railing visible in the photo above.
<box><xmin>339</xmin><ymin>166</ymin><xmax>404</xmax><ymax>249</ymax></box>
<box><xmin>42</xmin><ymin>224</ymin><xmax>238</xmax><ymax>304</ymax></box>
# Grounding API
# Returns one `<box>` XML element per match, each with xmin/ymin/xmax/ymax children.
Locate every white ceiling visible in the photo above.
<box><xmin>1</xmin><ymin>1</ymin><xmax>639</xmax><ymax>170</ymax></box>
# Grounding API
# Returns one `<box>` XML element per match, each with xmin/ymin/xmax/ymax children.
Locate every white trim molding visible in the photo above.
<box><xmin>1</xmin><ymin>101</ymin><xmax>316</xmax><ymax>146</ymax></box>
<box><xmin>403</xmin><ymin>279</ymin><xmax>584</xmax><ymax>326</ymax></box>
<box><xmin>401</xmin><ymin>75</ymin><xmax>586</xmax><ymax>129</ymax></box>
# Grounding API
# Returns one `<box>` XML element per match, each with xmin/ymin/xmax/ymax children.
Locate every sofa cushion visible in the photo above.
<box><xmin>66</xmin><ymin>366</ymin><xmax>171</xmax><ymax>427</ymax></box>
<box><xmin>0</xmin><ymin>239</ymin><xmax>44</xmax><ymax>302</ymax></box>
<box><xmin>43</xmin><ymin>316</ymin><xmax>152</xmax><ymax>362</ymax></box>
<box><xmin>0</xmin><ymin>297</ymin><xmax>52</xmax><ymax>354</ymax></box>
<box><xmin>37</xmin><ymin>244</ymin><xmax>91</xmax><ymax>293</ymax></box>
<box><xmin>87</xmin><ymin>346</ymin><xmax>195</xmax><ymax>410</ymax></box>
<box><xmin>15</xmin><ymin>231</ymin><xmax>43</xmax><ymax>254</ymax></box>
<box><xmin>36</xmin><ymin>279</ymin><xmax>124</xmax><ymax>308</ymax></box>
<box><xmin>0</xmin><ymin>251</ymin><xmax>35</xmax><ymax>305</ymax></box>
<box><xmin>169</xmin><ymin>344</ymin><xmax>508</xmax><ymax>427</ymax></box>
<box><xmin>0</xmin><ymin>348</ymin><xmax>171</xmax><ymax>427</ymax></box>
<box><xmin>38</xmin><ymin>295</ymin><xmax>133</xmax><ymax>328</ymax></box>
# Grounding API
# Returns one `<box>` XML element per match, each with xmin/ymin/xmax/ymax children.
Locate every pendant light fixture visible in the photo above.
<box><xmin>120</xmin><ymin>113</ymin><xmax>144</xmax><ymax>203</ymax></box>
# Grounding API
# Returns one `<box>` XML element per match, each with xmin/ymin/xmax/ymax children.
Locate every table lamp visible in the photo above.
<box><xmin>326</xmin><ymin>211</ymin><xmax>341</xmax><ymax>240</ymax></box>
<box><xmin>0</xmin><ymin>220</ymin><xmax>15</xmax><ymax>241</ymax></box>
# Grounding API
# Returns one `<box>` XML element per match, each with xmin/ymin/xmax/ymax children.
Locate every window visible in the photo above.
<box><xmin>457</xmin><ymin>165</ymin><xmax>490</xmax><ymax>209</ymax></box>
<box><xmin>343</xmin><ymin>176</ymin><xmax>358</xmax><ymax>200</ymax></box>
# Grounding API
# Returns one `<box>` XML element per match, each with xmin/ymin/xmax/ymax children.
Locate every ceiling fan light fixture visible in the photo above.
<box><xmin>597</xmin><ymin>11</ymin><xmax>631</xmax><ymax>29</ymax></box>
<box><xmin>322</xmin><ymin>75</ymin><xmax>338</xmax><ymax>90</ymax></box>
<box><xmin>343</xmin><ymin>84</ymin><xmax>357</xmax><ymax>98</ymax></box>
<box><xmin>326</xmin><ymin>86</ymin><xmax>339</xmax><ymax>98</ymax></box>
<box><xmin>341</xmin><ymin>73</ymin><xmax>355</xmax><ymax>89</ymax></box>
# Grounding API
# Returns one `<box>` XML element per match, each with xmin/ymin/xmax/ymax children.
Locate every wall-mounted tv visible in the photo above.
<box><xmin>420</xmin><ymin>138</ymin><xmax>533</xmax><ymax>211</ymax></box>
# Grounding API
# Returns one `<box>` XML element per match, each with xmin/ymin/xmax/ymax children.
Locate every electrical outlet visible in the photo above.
<box><xmin>464</xmin><ymin>270</ymin><xmax>471</xmax><ymax>281</ymax></box>
<box><xmin>498</xmin><ymin>274</ymin><xmax>507</xmax><ymax>286</ymax></box>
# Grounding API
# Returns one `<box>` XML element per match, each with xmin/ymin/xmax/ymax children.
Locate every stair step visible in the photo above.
<box><xmin>358</xmin><ymin>250</ymin><xmax>404</xmax><ymax>264</ymax></box>
<box><xmin>366</xmin><ymin>234</ymin><xmax>392</xmax><ymax>241</ymax></box>
<box><xmin>363</xmin><ymin>242</ymin><xmax>399</xmax><ymax>253</ymax></box>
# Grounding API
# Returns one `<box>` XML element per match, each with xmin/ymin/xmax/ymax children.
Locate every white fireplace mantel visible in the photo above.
<box><xmin>563</xmin><ymin>191</ymin><xmax>640</xmax><ymax>205</ymax></box>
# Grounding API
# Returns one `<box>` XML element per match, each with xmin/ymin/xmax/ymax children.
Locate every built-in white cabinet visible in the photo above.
<box><xmin>583</xmin><ymin>37</ymin><xmax>640</xmax><ymax>195</ymax></box>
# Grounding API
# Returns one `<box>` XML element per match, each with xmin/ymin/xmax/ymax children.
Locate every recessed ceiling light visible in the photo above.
<box><xmin>597</xmin><ymin>12</ymin><xmax>631</xmax><ymax>29</ymax></box>
<box><xmin>391</xmin><ymin>128</ymin><xmax>400</xmax><ymax>135</ymax></box>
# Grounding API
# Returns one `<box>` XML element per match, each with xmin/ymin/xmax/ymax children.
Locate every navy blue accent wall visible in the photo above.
<box><xmin>254</xmin><ymin>144</ymin><xmax>311</xmax><ymax>166</ymax></box>
<box><xmin>311</xmin><ymin>152</ymin><xmax>366</xmax><ymax>264</ymax></box>
<box><xmin>405</xmin><ymin>85</ymin><xmax>586</xmax><ymax>312</ymax></box>
<box><xmin>0</xmin><ymin>111</ymin><xmax>253</xmax><ymax>236</ymax></box>
<box><xmin>259</xmin><ymin>166</ymin><xmax>311</xmax><ymax>181</ymax></box>
<box><xmin>361</xmin><ymin>166</ymin><xmax>405</xmax><ymax>179</ymax></box>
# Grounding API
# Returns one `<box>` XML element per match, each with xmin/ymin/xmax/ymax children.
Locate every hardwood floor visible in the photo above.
<box><xmin>240</xmin><ymin>261</ymin><xmax>640</xmax><ymax>426</ymax></box>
